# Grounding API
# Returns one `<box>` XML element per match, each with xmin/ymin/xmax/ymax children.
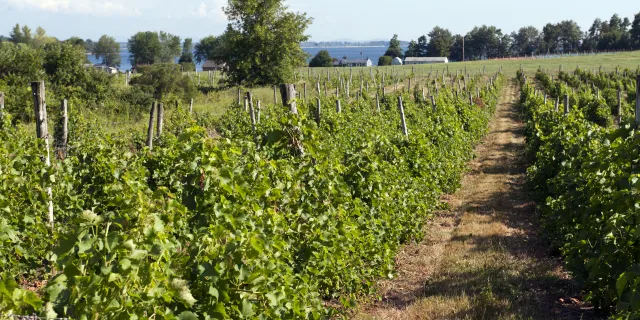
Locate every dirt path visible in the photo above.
<box><xmin>355</xmin><ymin>81</ymin><xmax>599</xmax><ymax>320</ymax></box>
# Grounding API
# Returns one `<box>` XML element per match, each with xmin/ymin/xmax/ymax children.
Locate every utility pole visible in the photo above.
<box><xmin>462</xmin><ymin>36</ymin><xmax>465</xmax><ymax>62</ymax></box>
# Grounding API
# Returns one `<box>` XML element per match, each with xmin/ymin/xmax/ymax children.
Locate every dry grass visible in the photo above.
<box><xmin>354</xmin><ymin>82</ymin><xmax>602</xmax><ymax>320</ymax></box>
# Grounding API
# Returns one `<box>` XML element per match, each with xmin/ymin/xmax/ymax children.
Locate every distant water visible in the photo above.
<box><xmin>87</xmin><ymin>45</ymin><xmax>409</xmax><ymax>71</ymax></box>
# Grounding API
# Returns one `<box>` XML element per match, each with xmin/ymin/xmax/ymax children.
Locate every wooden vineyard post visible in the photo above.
<box><xmin>336</xmin><ymin>99</ymin><xmax>341</xmax><ymax>113</ymax></box>
<box><xmin>157</xmin><ymin>103</ymin><xmax>164</xmax><ymax>137</ymax></box>
<box><xmin>317</xmin><ymin>82</ymin><xmax>321</xmax><ymax>96</ymax></box>
<box><xmin>273</xmin><ymin>85</ymin><xmax>278</xmax><ymax>104</ymax></box>
<box><xmin>469</xmin><ymin>92</ymin><xmax>474</xmax><ymax>106</ymax></box>
<box><xmin>280</xmin><ymin>84</ymin><xmax>298</xmax><ymax>115</ymax></box>
<box><xmin>0</xmin><ymin>92</ymin><xmax>4</xmax><ymax>123</ymax></box>
<box><xmin>257</xmin><ymin>101</ymin><xmax>261</xmax><ymax>124</ymax></box>
<box><xmin>237</xmin><ymin>88</ymin><xmax>241</xmax><ymax>106</ymax></box>
<box><xmin>564</xmin><ymin>94</ymin><xmax>570</xmax><ymax>115</ymax></box>
<box><xmin>30</xmin><ymin>81</ymin><xmax>54</xmax><ymax>231</ymax></box>
<box><xmin>280</xmin><ymin>84</ymin><xmax>304</xmax><ymax>155</ymax></box>
<box><xmin>617</xmin><ymin>90</ymin><xmax>622</xmax><ymax>124</ymax></box>
<box><xmin>544</xmin><ymin>94</ymin><xmax>547</xmax><ymax>105</ymax></box>
<box><xmin>58</xmin><ymin>99</ymin><xmax>68</xmax><ymax>159</ymax></box>
<box><xmin>397</xmin><ymin>96</ymin><xmax>408</xmax><ymax>137</ymax></box>
<box><xmin>376</xmin><ymin>93</ymin><xmax>381</xmax><ymax>113</ymax></box>
<box><xmin>554</xmin><ymin>98</ymin><xmax>559</xmax><ymax>112</ymax></box>
<box><xmin>636</xmin><ymin>76</ymin><xmax>640</xmax><ymax>125</ymax></box>
<box><xmin>32</xmin><ymin>82</ymin><xmax>48</xmax><ymax>140</ymax></box>
<box><xmin>303</xmin><ymin>83</ymin><xmax>307</xmax><ymax>102</ymax></box>
<box><xmin>189</xmin><ymin>99</ymin><xmax>194</xmax><ymax>114</ymax></box>
<box><xmin>247</xmin><ymin>92</ymin><xmax>257</xmax><ymax>141</ymax></box>
<box><xmin>316</xmin><ymin>98</ymin><xmax>321</xmax><ymax>124</ymax></box>
<box><xmin>147</xmin><ymin>102</ymin><xmax>156</xmax><ymax>149</ymax></box>
<box><xmin>430</xmin><ymin>95</ymin><xmax>436</xmax><ymax>112</ymax></box>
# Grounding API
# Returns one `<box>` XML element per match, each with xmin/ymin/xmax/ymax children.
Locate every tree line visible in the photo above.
<box><xmin>1</xmin><ymin>0</ymin><xmax>311</xmax><ymax>86</ymax></box>
<box><xmin>373</xmin><ymin>12</ymin><xmax>640</xmax><ymax>65</ymax></box>
<box><xmin>3</xmin><ymin>8</ymin><xmax>640</xmax><ymax>84</ymax></box>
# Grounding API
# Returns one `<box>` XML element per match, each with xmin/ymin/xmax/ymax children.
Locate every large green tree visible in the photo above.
<box><xmin>510</xmin><ymin>26</ymin><xmax>541</xmax><ymax>56</ymax></box>
<box><xmin>309</xmin><ymin>50</ymin><xmax>332</xmax><ymax>67</ymax></box>
<box><xmin>9</xmin><ymin>24</ymin><xmax>32</xmax><ymax>45</ymax></box>
<box><xmin>378</xmin><ymin>56</ymin><xmax>392</xmax><ymax>66</ymax></box>
<box><xmin>404</xmin><ymin>35</ymin><xmax>428</xmax><ymax>58</ymax></box>
<box><xmin>416</xmin><ymin>35</ymin><xmax>428</xmax><ymax>57</ymax></box>
<box><xmin>465</xmin><ymin>25</ymin><xmax>507</xmax><ymax>59</ymax></box>
<box><xmin>130</xmin><ymin>63</ymin><xmax>196</xmax><ymax>102</ymax></box>
<box><xmin>65</xmin><ymin>37</ymin><xmax>86</xmax><ymax>48</ymax></box>
<box><xmin>449</xmin><ymin>34</ymin><xmax>464</xmax><ymax>61</ymax></box>
<box><xmin>128</xmin><ymin>31</ymin><xmax>162</xmax><ymax>66</ymax></box>
<box><xmin>558</xmin><ymin>20</ymin><xmax>582</xmax><ymax>52</ymax></box>
<box><xmin>95</xmin><ymin>35</ymin><xmax>121</xmax><ymax>67</ymax></box>
<box><xmin>32</xmin><ymin>26</ymin><xmax>56</xmax><ymax>47</ymax></box>
<box><xmin>158</xmin><ymin>31</ymin><xmax>181</xmax><ymax>63</ymax></box>
<box><xmin>213</xmin><ymin>0</ymin><xmax>312</xmax><ymax>85</ymax></box>
<box><xmin>542</xmin><ymin>23</ymin><xmax>560</xmax><ymax>54</ymax></box>
<box><xmin>632</xmin><ymin>12</ymin><xmax>640</xmax><ymax>49</ymax></box>
<box><xmin>194</xmin><ymin>35</ymin><xmax>220</xmax><ymax>63</ymax></box>
<box><xmin>582</xmin><ymin>18</ymin><xmax>603</xmax><ymax>51</ymax></box>
<box><xmin>384</xmin><ymin>34</ymin><xmax>403</xmax><ymax>58</ymax></box>
<box><xmin>427</xmin><ymin>27</ymin><xmax>454</xmax><ymax>57</ymax></box>
<box><xmin>179</xmin><ymin>38</ymin><xmax>194</xmax><ymax>63</ymax></box>
<box><xmin>84</xmin><ymin>39</ymin><xmax>96</xmax><ymax>53</ymax></box>
<box><xmin>404</xmin><ymin>40</ymin><xmax>420</xmax><ymax>57</ymax></box>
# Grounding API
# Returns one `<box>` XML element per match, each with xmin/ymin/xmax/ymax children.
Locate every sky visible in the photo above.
<box><xmin>0</xmin><ymin>0</ymin><xmax>637</xmax><ymax>43</ymax></box>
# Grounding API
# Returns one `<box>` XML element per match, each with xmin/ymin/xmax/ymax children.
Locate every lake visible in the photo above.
<box><xmin>86</xmin><ymin>45</ymin><xmax>409</xmax><ymax>71</ymax></box>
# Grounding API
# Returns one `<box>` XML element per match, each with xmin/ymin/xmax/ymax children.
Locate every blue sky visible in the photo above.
<box><xmin>0</xmin><ymin>0</ymin><xmax>637</xmax><ymax>42</ymax></box>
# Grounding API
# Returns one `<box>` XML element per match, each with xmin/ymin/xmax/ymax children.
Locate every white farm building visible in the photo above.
<box><xmin>391</xmin><ymin>57</ymin><xmax>403</xmax><ymax>65</ymax></box>
<box><xmin>404</xmin><ymin>57</ymin><xmax>449</xmax><ymax>65</ymax></box>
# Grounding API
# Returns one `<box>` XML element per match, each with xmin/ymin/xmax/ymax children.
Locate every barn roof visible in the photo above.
<box><xmin>404</xmin><ymin>57</ymin><xmax>448</xmax><ymax>62</ymax></box>
<box><xmin>202</xmin><ymin>60</ymin><xmax>225</xmax><ymax>68</ymax></box>
<box><xmin>342</xmin><ymin>58</ymin><xmax>371</xmax><ymax>64</ymax></box>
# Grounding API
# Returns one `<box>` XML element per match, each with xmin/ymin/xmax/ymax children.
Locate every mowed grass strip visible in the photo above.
<box><xmin>354</xmin><ymin>82</ymin><xmax>601</xmax><ymax>320</ymax></box>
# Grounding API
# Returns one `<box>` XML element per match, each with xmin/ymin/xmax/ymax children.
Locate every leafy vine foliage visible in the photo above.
<box><xmin>518</xmin><ymin>68</ymin><xmax>640</xmax><ymax>318</ymax></box>
<box><xmin>1</xmin><ymin>74</ymin><xmax>503</xmax><ymax>318</ymax></box>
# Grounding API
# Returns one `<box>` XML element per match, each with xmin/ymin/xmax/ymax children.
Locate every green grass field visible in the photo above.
<box><xmin>300</xmin><ymin>51</ymin><xmax>640</xmax><ymax>78</ymax></box>
<box><xmin>90</xmin><ymin>50</ymin><xmax>640</xmax><ymax>134</ymax></box>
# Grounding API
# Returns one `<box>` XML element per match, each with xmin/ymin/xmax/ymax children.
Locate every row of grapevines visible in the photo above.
<box><xmin>532</xmin><ymin>68</ymin><xmax>638</xmax><ymax>127</ymax></box>
<box><xmin>518</xmin><ymin>70</ymin><xmax>640</xmax><ymax>318</ymax></box>
<box><xmin>1</xmin><ymin>73</ymin><xmax>503</xmax><ymax>319</ymax></box>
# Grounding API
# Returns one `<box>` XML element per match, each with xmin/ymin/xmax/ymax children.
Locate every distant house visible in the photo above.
<box><xmin>392</xmin><ymin>57</ymin><xmax>403</xmax><ymax>66</ymax></box>
<box><xmin>93</xmin><ymin>64</ymin><xmax>119</xmax><ymax>74</ymax></box>
<box><xmin>404</xmin><ymin>57</ymin><xmax>449</xmax><ymax>65</ymax></box>
<box><xmin>202</xmin><ymin>60</ymin><xmax>226</xmax><ymax>71</ymax></box>
<box><xmin>336</xmin><ymin>58</ymin><xmax>372</xmax><ymax>67</ymax></box>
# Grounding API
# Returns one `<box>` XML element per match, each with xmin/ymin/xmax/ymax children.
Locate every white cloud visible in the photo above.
<box><xmin>190</xmin><ymin>0</ymin><xmax>226</xmax><ymax>21</ymax></box>
<box><xmin>191</xmin><ymin>2</ymin><xmax>207</xmax><ymax>17</ymax></box>
<box><xmin>7</xmin><ymin>0</ymin><xmax>142</xmax><ymax>16</ymax></box>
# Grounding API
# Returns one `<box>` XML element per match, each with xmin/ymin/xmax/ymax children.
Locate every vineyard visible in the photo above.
<box><xmin>519</xmin><ymin>68</ymin><xmax>640</xmax><ymax>318</ymax></box>
<box><xmin>0</xmin><ymin>70</ymin><xmax>504</xmax><ymax>318</ymax></box>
